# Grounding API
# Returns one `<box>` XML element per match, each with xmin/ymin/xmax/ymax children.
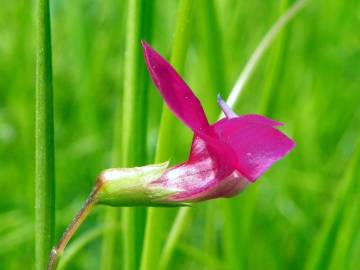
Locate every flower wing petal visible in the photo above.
<box><xmin>142</xmin><ymin>41</ymin><xmax>211</xmax><ymax>134</ymax></box>
<box><xmin>213</xmin><ymin>117</ymin><xmax>295</xmax><ymax>181</ymax></box>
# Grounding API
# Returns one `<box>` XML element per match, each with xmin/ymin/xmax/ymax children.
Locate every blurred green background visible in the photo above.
<box><xmin>0</xmin><ymin>0</ymin><xmax>359</xmax><ymax>269</ymax></box>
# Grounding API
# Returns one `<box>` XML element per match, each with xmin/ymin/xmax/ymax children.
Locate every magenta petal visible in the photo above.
<box><xmin>237</xmin><ymin>114</ymin><xmax>284</xmax><ymax>127</ymax></box>
<box><xmin>142</xmin><ymin>41</ymin><xmax>237</xmax><ymax>164</ymax></box>
<box><xmin>213</xmin><ymin>118</ymin><xmax>295</xmax><ymax>181</ymax></box>
<box><xmin>216</xmin><ymin>96</ymin><xmax>283</xmax><ymax>127</ymax></box>
<box><xmin>142</xmin><ymin>41</ymin><xmax>211</xmax><ymax>135</ymax></box>
<box><xmin>152</xmin><ymin>136</ymin><xmax>242</xmax><ymax>202</ymax></box>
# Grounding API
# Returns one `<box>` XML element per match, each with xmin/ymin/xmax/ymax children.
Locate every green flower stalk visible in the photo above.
<box><xmin>48</xmin><ymin>162</ymin><xmax>183</xmax><ymax>270</ymax></box>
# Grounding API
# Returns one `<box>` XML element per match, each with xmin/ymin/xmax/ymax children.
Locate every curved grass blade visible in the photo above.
<box><xmin>226</xmin><ymin>0</ymin><xmax>308</xmax><ymax>108</ymax></box>
<box><xmin>58</xmin><ymin>224</ymin><xmax>119</xmax><ymax>270</ymax></box>
<box><xmin>101</xmin><ymin>1</ymin><xmax>153</xmax><ymax>270</ymax></box>
<box><xmin>305</xmin><ymin>142</ymin><xmax>360</xmax><ymax>270</ymax></box>
<box><xmin>140</xmin><ymin>1</ymin><xmax>194</xmax><ymax>270</ymax></box>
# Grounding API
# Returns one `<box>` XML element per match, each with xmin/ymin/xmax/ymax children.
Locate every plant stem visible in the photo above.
<box><xmin>47</xmin><ymin>184</ymin><xmax>101</xmax><ymax>270</ymax></box>
<box><xmin>35</xmin><ymin>0</ymin><xmax>55</xmax><ymax>269</ymax></box>
<box><xmin>140</xmin><ymin>1</ymin><xmax>194</xmax><ymax>270</ymax></box>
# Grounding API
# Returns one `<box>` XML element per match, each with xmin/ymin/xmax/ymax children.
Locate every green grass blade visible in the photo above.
<box><xmin>305</xmin><ymin>142</ymin><xmax>360</xmax><ymax>270</ymax></box>
<box><xmin>35</xmin><ymin>0</ymin><xmax>55</xmax><ymax>269</ymax></box>
<box><xmin>177</xmin><ymin>242</ymin><xmax>224</xmax><ymax>270</ymax></box>
<box><xmin>196</xmin><ymin>0</ymin><xmax>227</xmax><ymax>121</ymax></box>
<box><xmin>121</xmin><ymin>1</ymin><xmax>153</xmax><ymax>269</ymax></box>
<box><xmin>100</xmin><ymin>1</ymin><xmax>153</xmax><ymax>269</ymax></box>
<box><xmin>58</xmin><ymin>224</ymin><xmax>119</xmax><ymax>270</ymax></box>
<box><xmin>328</xmin><ymin>200</ymin><xmax>359</xmax><ymax>270</ymax></box>
<box><xmin>152</xmin><ymin>0</ymin><xmax>193</xmax><ymax>164</ymax></box>
<box><xmin>193</xmin><ymin>1</ymin><xmax>228</xmax><ymax>267</ymax></box>
<box><xmin>221</xmin><ymin>199</ymin><xmax>241</xmax><ymax>270</ymax></box>
<box><xmin>120</xmin><ymin>2</ymin><xmax>142</xmax><ymax>267</ymax></box>
<box><xmin>221</xmin><ymin>1</ymin><xmax>294</xmax><ymax>268</ymax></box>
<box><xmin>158</xmin><ymin>207</ymin><xmax>192</xmax><ymax>270</ymax></box>
<box><xmin>226</xmin><ymin>0</ymin><xmax>308</xmax><ymax>108</ymax></box>
<box><xmin>100</xmin><ymin>208</ymin><xmax>118</xmax><ymax>270</ymax></box>
<box><xmin>140</xmin><ymin>1</ymin><xmax>194</xmax><ymax>270</ymax></box>
<box><xmin>0</xmin><ymin>224</ymin><xmax>33</xmax><ymax>255</ymax></box>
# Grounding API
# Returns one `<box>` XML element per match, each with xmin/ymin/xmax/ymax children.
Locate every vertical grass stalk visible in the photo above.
<box><xmin>224</xmin><ymin>1</ymin><xmax>291</xmax><ymax>268</ymax></box>
<box><xmin>158</xmin><ymin>207</ymin><xmax>192</xmax><ymax>270</ymax></box>
<box><xmin>305</xmin><ymin>142</ymin><xmax>360</xmax><ymax>270</ymax></box>
<box><xmin>197</xmin><ymin>0</ymin><xmax>228</xmax><ymax>268</ymax></box>
<box><xmin>196</xmin><ymin>0</ymin><xmax>226</xmax><ymax>120</ymax></box>
<box><xmin>120</xmin><ymin>3</ymin><xmax>142</xmax><ymax>267</ymax></box>
<box><xmin>101</xmin><ymin>1</ymin><xmax>153</xmax><ymax>270</ymax></box>
<box><xmin>35</xmin><ymin>0</ymin><xmax>55</xmax><ymax>269</ymax></box>
<box><xmin>140</xmin><ymin>1</ymin><xmax>194</xmax><ymax>270</ymax></box>
<box><xmin>100</xmin><ymin>208</ymin><xmax>118</xmax><ymax>270</ymax></box>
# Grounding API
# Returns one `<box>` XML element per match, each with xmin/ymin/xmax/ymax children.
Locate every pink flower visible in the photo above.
<box><xmin>141</xmin><ymin>41</ymin><xmax>295</xmax><ymax>203</ymax></box>
<box><xmin>48</xmin><ymin>42</ymin><xmax>296</xmax><ymax>269</ymax></box>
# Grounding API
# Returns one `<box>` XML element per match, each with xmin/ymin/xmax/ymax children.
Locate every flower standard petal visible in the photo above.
<box><xmin>142</xmin><ymin>41</ymin><xmax>236</xmax><ymax>170</ymax></box>
<box><xmin>142</xmin><ymin>40</ymin><xmax>211</xmax><ymax>135</ymax></box>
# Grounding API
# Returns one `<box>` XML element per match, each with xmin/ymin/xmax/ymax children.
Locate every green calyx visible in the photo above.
<box><xmin>95</xmin><ymin>162</ymin><xmax>184</xmax><ymax>207</ymax></box>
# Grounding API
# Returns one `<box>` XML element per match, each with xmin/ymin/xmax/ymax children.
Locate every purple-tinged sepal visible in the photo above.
<box><xmin>96</xmin><ymin>162</ymin><xmax>189</xmax><ymax>207</ymax></box>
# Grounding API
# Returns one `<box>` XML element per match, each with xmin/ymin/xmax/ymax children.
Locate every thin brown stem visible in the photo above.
<box><xmin>47</xmin><ymin>183</ymin><xmax>101</xmax><ymax>270</ymax></box>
